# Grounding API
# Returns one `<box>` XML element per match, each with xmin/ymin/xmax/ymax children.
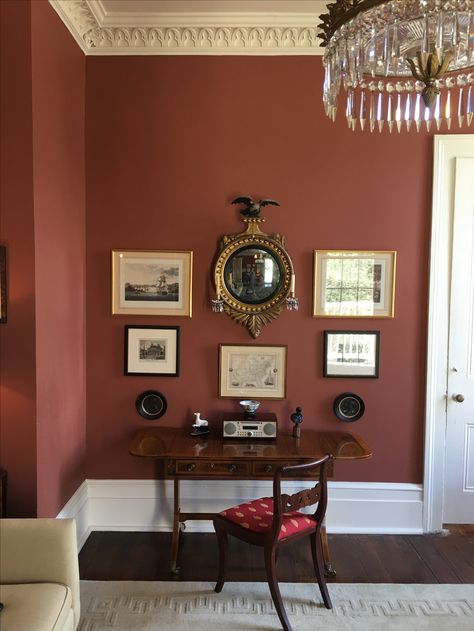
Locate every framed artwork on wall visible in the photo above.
<box><xmin>219</xmin><ymin>344</ymin><xmax>287</xmax><ymax>399</ymax></box>
<box><xmin>125</xmin><ymin>325</ymin><xmax>180</xmax><ymax>376</ymax></box>
<box><xmin>313</xmin><ymin>250</ymin><xmax>396</xmax><ymax>318</ymax></box>
<box><xmin>323</xmin><ymin>330</ymin><xmax>380</xmax><ymax>378</ymax></box>
<box><xmin>0</xmin><ymin>246</ymin><xmax>6</xmax><ymax>324</ymax></box>
<box><xmin>112</xmin><ymin>250</ymin><xmax>193</xmax><ymax>317</ymax></box>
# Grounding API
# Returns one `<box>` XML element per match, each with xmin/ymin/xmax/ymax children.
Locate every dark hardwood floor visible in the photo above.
<box><xmin>79</xmin><ymin>525</ymin><xmax>474</xmax><ymax>584</ymax></box>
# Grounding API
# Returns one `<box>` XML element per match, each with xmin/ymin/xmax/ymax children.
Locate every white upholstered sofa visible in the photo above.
<box><xmin>0</xmin><ymin>518</ymin><xmax>80</xmax><ymax>631</ymax></box>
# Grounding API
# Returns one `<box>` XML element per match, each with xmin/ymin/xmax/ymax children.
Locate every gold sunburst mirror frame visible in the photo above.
<box><xmin>319</xmin><ymin>0</ymin><xmax>473</xmax><ymax>132</ymax></box>
<box><xmin>211</xmin><ymin>214</ymin><xmax>298</xmax><ymax>338</ymax></box>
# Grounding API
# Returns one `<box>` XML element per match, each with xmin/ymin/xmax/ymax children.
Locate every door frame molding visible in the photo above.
<box><xmin>424</xmin><ymin>134</ymin><xmax>474</xmax><ymax>532</ymax></box>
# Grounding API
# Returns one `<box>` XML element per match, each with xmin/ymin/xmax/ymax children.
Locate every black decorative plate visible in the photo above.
<box><xmin>333</xmin><ymin>393</ymin><xmax>365</xmax><ymax>422</ymax></box>
<box><xmin>136</xmin><ymin>390</ymin><xmax>167</xmax><ymax>420</ymax></box>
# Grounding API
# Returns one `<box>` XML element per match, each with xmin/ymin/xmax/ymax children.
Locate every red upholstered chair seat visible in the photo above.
<box><xmin>220</xmin><ymin>497</ymin><xmax>317</xmax><ymax>540</ymax></box>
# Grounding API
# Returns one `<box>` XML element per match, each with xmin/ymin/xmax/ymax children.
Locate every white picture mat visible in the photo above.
<box><xmin>325</xmin><ymin>332</ymin><xmax>378</xmax><ymax>377</ymax></box>
<box><xmin>112</xmin><ymin>250</ymin><xmax>192</xmax><ymax>317</ymax></box>
<box><xmin>314</xmin><ymin>251</ymin><xmax>395</xmax><ymax>317</ymax></box>
<box><xmin>219</xmin><ymin>345</ymin><xmax>287</xmax><ymax>399</ymax></box>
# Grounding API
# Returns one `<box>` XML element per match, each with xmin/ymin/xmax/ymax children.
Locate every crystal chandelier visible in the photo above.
<box><xmin>319</xmin><ymin>0</ymin><xmax>474</xmax><ymax>132</ymax></box>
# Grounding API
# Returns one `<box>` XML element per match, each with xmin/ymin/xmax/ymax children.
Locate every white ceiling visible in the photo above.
<box><xmin>49</xmin><ymin>0</ymin><xmax>326</xmax><ymax>55</ymax></box>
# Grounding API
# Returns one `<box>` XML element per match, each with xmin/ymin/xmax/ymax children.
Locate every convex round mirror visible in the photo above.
<box><xmin>212</xmin><ymin>206</ymin><xmax>295</xmax><ymax>338</ymax></box>
<box><xmin>224</xmin><ymin>246</ymin><xmax>284</xmax><ymax>305</ymax></box>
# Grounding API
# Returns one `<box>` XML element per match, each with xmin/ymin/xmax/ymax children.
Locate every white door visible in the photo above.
<box><xmin>443</xmin><ymin>157</ymin><xmax>474</xmax><ymax>524</ymax></box>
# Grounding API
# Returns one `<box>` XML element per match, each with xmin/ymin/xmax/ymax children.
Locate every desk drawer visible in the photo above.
<box><xmin>175</xmin><ymin>460</ymin><xmax>250</xmax><ymax>476</ymax></box>
<box><xmin>253</xmin><ymin>461</ymin><xmax>324</xmax><ymax>477</ymax></box>
<box><xmin>253</xmin><ymin>461</ymin><xmax>293</xmax><ymax>476</ymax></box>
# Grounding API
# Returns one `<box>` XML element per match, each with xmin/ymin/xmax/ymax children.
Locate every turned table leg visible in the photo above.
<box><xmin>321</xmin><ymin>519</ymin><xmax>336</xmax><ymax>577</ymax></box>
<box><xmin>170</xmin><ymin>478</ymin><xmax>181</xmax><ymax>574</ymax></box>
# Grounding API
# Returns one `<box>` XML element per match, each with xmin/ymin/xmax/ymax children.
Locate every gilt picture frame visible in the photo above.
<box><xmin>112</xmin><ymin>250</ymin><xmax>193</xmax><ymax>317</ymax></box>
<box><xmin>0</xmin><ymin>246</ymin><xmax>6</xmax><ymax>324</ymax></box>
<box><xmin>313</xmin><ymin>250</ymin><xmax>396</xmax><ymax>318</ymax></box>
<box><xmin>125</xmin><ymin>325</ymin><xmax>180</xmax><ymax>376</ymax></box>
<box><xmin>323</xmin><ymin>330</ymin><xmax>380</xmax><ymax>378</ymax></box>
<box><xmin>219</xmin><ymin>344</ymin><xmax>287</xmax><ymax>399</ymax></box>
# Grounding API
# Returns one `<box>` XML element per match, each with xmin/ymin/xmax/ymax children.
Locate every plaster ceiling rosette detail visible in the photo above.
<box><xmin>49</xmin><ymin>0</ymin><xmax>326</xmax><ymax>55</ymax></box>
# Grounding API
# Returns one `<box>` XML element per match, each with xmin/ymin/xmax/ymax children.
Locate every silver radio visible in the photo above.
<box><xmin>223</xmin><ymin>413</ymin><xmax>277</xmax><ymax>439</ymax></box>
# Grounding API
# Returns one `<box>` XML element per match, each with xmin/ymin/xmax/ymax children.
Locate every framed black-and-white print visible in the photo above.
<box><xmin>323</xmin><ymin>330</ymin><xmax>380</xmax><ymax>378</ymax></box>
<box><xmin>219</xmin><ymin>344</ymin><xmax>287</xmax><ymax>399</ymax></box>
<box><xmin>112</xmin><ymin>250</ymin><xmax>193</xmax><ymax>317</ymax></box>
<box><xmin>125</xmin><ymin>325</ymin><xmax>180</xmax><ymax>376</ymax></box>
<box><xmin>313</xmin><ymin>250</ymin><xmax>396</xmax><ymax>318</ymax></box>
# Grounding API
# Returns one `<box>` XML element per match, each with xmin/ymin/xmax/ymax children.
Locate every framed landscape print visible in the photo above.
<box><xmin>219</xmin><ymin>344</ymin><xmax>287</xmax><ymax>399</ymax></box>
<box><xmin>313</xmin><ymin>250</ymin><xmax>396</xmax><ymax>318</ymax></box>
<box><xmin>323</xmin><ymin>330</ymin><xmax>380</xmax><ymax>378</ymax></box>
<box><xmin>0</xmin><ymin>246</ymin><xmax>6</xmax><ymax>324</ymax></box>
<box><xmin>125</xmin><ymin>325</ymin><xmax>180</xmax><ymax>376</ymax></box>
<box><xmin>112</xmin><ymin>250</ymin><xmax>193</xmax><ymax>317</ymax></box>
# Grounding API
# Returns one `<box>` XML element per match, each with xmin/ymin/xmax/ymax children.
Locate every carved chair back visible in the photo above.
<box><xmin>271</xmin><ymin>455</ymin><xmax>332</xmax><ymax>541</ymax></box>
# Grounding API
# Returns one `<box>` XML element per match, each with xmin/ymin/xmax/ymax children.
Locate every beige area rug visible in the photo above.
<box><xmin>79</xmin><ymin>580</ymin><xmax>474</xmax><ymax>631</ymax></box>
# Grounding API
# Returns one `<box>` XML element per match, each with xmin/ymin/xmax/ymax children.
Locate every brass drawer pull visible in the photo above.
<box><xmin>264</xmin><ymin>464</ymin><xmax>273</xmax><ymax>474</ymax></box>
<box><xmin>228</xmin><ymin>464</ymin><xmax>237</xmax><ymax>472</ymax></box>
<box><xmin>187</xmin><ymin>463</ymin><xmax>196</xmax><ymax>472</ymax></box>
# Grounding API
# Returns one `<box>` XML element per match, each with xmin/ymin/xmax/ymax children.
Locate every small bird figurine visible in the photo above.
<box><xmin>232</xmin><ymin>196</ymin><xmax>280</xmax><ymax>218</ymax></box>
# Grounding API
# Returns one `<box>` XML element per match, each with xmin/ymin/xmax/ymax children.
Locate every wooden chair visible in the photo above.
<box><xmin>213</xmin><ymin>454</ymin><xmax>333</xmax><ymax>631</ymax></box>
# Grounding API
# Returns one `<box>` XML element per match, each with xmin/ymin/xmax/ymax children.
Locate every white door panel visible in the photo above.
<box><xmin>444</xmin><ymin>157</ymin><xmax>474</xmax><ymax>523</ymax></box>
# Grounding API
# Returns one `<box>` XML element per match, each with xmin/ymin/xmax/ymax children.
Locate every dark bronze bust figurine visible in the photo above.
<box><xmin>291</xmin><ymin>406</ymin><xmax>303</xmax><ymax>439</ymax></box>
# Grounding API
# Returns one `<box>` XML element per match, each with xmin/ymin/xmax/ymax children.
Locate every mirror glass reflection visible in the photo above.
<box><xmin>224</xmin><ymin>247</ymin><xmax>283</xmax><ymax>305</ymax></box>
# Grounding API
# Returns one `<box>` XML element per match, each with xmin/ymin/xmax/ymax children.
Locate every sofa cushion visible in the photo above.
<box><xmin>0</xmin><ymin>583</ymin><xmax>73</xmax><ymax>631</ymax></box>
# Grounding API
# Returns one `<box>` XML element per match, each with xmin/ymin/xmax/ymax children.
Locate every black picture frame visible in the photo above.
<box><xmin>0</xmin><ymin>246</ymin><xmax>6</xmax><ymax>324</ymax></box>
<box><xmin>124</xmin><ymin>325</ymin><xmax>180</xmax><ymax>376</ymax></box>
<box><xmin>323</xmin><ymin>330</ymin><xmax>380</xmax><ymax>378</ymax></box>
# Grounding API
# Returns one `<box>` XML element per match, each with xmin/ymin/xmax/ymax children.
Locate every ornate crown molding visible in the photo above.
<box><xmin>49</xmin><ymin>0</ymin><xmax>324</xmax><ymax>55</ymax></box>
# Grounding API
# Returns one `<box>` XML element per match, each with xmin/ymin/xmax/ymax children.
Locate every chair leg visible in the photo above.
<box><xmin>310</xmin><ymin>530</ymin><xmax>332</xmax><ymax>609</ymax></box>
<box><xmin>264</xmin><ymin>544</ymin><xmax>292</xmax><ymax>631</ymax></box>
<box><xmin>214</xmin><ymin>523</ymin><xmax>228</xmax><ymax>593</ymax></box>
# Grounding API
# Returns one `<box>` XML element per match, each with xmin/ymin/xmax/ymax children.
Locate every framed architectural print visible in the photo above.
<box><xmin>0</xmin><ymin>246</ymin><xmax>6</xmax><ymax>324</ymax></box>
<box><xmin>112</xmin><ymin>250</ymin><xmax>193</xmax><ymax>317</ymax></box>
<box><xmin>313</xmin><ymin>250</ymin><xmax>396</xmax><ymax>317</ymax></box>
<box><xmin>323</xmin><ymin>331</ymin><xmax>380</xmax><ymax>378</ymax></box>
<box><xmin>125</xmin><ymin>325</ymin><xmax>180</xmax><ymax>376</ymax></box>
<box><xmin>219</xmin><ymin>344</ymin><xmax>287</xmax><ymax>399</ymax></box>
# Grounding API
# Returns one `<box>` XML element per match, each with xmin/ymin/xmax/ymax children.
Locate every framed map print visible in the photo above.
<box><xmin>218</xmin><ymin>344</ymin><xmax>287</xmax><ymax>399</ymax></box>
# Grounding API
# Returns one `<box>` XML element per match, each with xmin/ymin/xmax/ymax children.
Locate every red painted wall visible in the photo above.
<box><xmin>0</xmin><ymin>0</ymin><xmax>86</xmax><ymax>516</ymax></box>
<box><xmin>0</xmin><ymin>0</ymin><xmax>37</xmax><ymax>516</ymax></box>
<box><xmin>31</xmin><ymin>1</ymin><xmax>86</xmax><ymax>517</ymax></box>
<box><xmin>85</xmin><ymin>56</ymin><xmax>433</xmax><ymax>483</ymax></box>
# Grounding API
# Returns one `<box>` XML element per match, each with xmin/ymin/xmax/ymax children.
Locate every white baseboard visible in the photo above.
<box><xmin>57</xmin><ymin>480</ymin><xmax>90</xmax><ymax>549</ymax></box>
<box><xmin>58</xmin><ymin>479</ymin><xmax>424</xmax><ymax>549</ymax></box>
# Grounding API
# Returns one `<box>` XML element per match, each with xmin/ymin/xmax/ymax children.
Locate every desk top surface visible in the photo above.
<box><xmin>129</xmin><ymin>427</ymin><xmax>372</xmax><ymax>461</ymax></box>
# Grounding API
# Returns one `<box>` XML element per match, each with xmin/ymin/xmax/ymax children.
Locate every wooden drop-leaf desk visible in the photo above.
<box><xmin>129</xmin><ymin>427</ymin><xmax>372</xmax><ymax>575</ymax></box>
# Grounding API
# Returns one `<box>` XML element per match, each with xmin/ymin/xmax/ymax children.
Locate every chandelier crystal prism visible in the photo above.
<box><xmin>318</xmin><ymin>0</ymin><xmax>474</xmax><ymax>132</ymax></box>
